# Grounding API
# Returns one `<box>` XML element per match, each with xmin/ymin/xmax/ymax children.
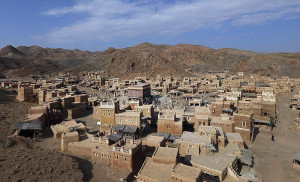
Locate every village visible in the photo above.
<box><xmin>1</xmin><ymin>69</ymin><xmax>300</xmax><ymax>182</ymax></box>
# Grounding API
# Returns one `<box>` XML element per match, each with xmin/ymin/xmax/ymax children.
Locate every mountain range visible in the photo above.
<box><xmin>0</xmin><ymin>43</ymin><xmax>300</xmax><ymax>78</ymax></box>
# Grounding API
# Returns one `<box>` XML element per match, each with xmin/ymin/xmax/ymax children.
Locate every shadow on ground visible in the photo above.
<box><xmin>252</xmin><ymin>127</ymin><xmax>260</xmax><ymax>143</ymax></box>
<box><xmin>72</xmin><ymin>156</ymin><xmax>94</xmax><ymax>182</ymax></box>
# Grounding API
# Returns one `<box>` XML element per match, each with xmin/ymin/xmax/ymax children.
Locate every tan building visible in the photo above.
<box><xmin>192</xmin><ymin>114</ymin><xmax>210</xmax><ymax>133</ymax></box>
<box><xmin>93</xmin><ymin>101</ymin><xmax>119</xmax><ymax>131</ymax></box>
<box><xmin>135</xmin><ymin>104</ymin><xmax>154</xmax><ymax>124</ymax></box>
<box><xmin>142</xmin><ymin>135</ymin><xmax>166</xmax><ymax>157</ymax></box>
<box><xmin>225</xmin><ymin>132</ymin><xmax>244</xmax><ymax>148</ymax></box>
<box><xmin>179</xmin><ymin>131</ymin><xmax>213</xmax><ymax>157</ymax></box>
<box><xmin>171</xmin><ymin>163</ymin><xmax>202</xmax><ymax>182</ymax></box>
<box><xmin>210</xmin><ymin>114</ymin><xmax>235</xmax><ymax>133</ymax></box>
<box><xmin>50</xmin><ymin>120</ymin><xmax>87</xmax><ymax>139</ymax></box>
<box><xmin>198</xmin><ymin>126</ymin><xmax>226</xmax><ymax>148</ymax></box>
<box><xmin>137</xmin><ymin>147</ymin><xmax>178</xmax><ymax>182</ymax></box>
<box><xmin>190</xmin><ymin>152</ymin><xmax>244</xmax><ymax>181</ymax></box>
<box><xmin>157</xmin><ymin>113</ymin><xmax>183</xmax><ymax>135</ymax></box>
<box><xmin>111</xmin><ymin>139</ymin><xmax>143</xmax><ymax>171</ymax></box>
<box><xmin>115</xmin><ymin>110</ymin><xmax>142</xmax><ymax>129</ymax></box>
<box><xmin>211</xmin><ymin>100</ymin><xmax>224</xmax><ymax>117</ymax></box>
<box><xmin>17</xmin><ymin>86</ymin><xmax>35</xmax><ymax>102</ymax></box>
<box><xmin>128</xmin><ymin>84</ymin><xmax>151</xmax><ymax>102</ymax></box>
<box><xmin>232</xmin><ymin>113</ymin><xmax>254</xmax><ymax>142</ymax></box>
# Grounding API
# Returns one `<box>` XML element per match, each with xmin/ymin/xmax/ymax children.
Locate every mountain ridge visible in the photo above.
<box><xmin>1</xmin><ymin>43</ymin><xmax>300</xmax><ymax>78</ymax></box>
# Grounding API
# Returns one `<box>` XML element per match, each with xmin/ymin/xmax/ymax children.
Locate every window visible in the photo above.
<box><xmin>242</xmin><ymin>121</ymin><xmax>246</xmax><ymax>128</ymax></box>
<box><xmin>119</xmin><ymin>119</ymin><xmax>122</xmax><ymax>124</ymax></box>
<box><xmin>124</xmin><ymin>157</ymin><xmax>127</xmax><ymax>162</ymax></box>
<box><xmin>189</xmin><ymin>145</ymin><xmax>193</xmax><ymax>148</ymax></box>
<box><xmin>101</xmin><ymin>154</ymin><xmax>104</xmax><ymax>158</ymax></box>
<box><xmin>108</xmin><ymin>113</ymin><xmax>111</xmax><ymax>116</ymax></box>
<box><xmin>103</xmin><ymin>113</ymin><xmax>106</xmax><ymax>115</ymax></box>
<box><xmin>109</xmin><ymin>125</ymin><xmax>112</xmax><ymax>129</ymax></box>
<box><xmin>116</xmin><ymin>155</ymin><xmax>119</xmax><ymax>160</ymax></box>
<box><xmin>167</xmin><ymin>124</ymin><xmax>170</xmax><ymax>129</ymax></box>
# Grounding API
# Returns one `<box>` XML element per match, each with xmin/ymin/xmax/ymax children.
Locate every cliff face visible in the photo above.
<box><xmin>0</xmin><ymin>43</ymin><xmax>299</xmax><ymax>78</ymax></box>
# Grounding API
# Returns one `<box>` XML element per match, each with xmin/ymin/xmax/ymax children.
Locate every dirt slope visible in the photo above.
<box><xmin>0</xmin><ymin>88</ymin><xmax>84</xmax><ymax>182</ymax></box>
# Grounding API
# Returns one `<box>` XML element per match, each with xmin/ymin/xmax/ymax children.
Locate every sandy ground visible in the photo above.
<box><xmin>249</xmin><ymin>93</ymin><xmax>300</xmax><ymax>182</ymax></box>
<box><xmin>0</xmin><ymin>88</ymin><xmax>84</xmax><ymax>182</ymax></box>
<box><xmin>0</xmin><ymin>88</ymin><xmax>36</xmax><ymax>146</ymax></box>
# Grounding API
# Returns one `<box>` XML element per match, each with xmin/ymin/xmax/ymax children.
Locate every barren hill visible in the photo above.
<box><xmin>0</xmin><ymin>45</ymin><xmax>25</xmax><ymax>57</ymax></box>
<box><xmin>0</xmin><ymin>43</ymin><xmax>300</xmax><ymax>78</ymax></box>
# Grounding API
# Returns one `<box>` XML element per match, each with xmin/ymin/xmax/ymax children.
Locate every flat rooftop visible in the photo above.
<box><xmin>199</xmin><ymin>126</ymin><xmax>216</xmax><ymax>132</ymax></box>
<box><xmin>226</xmin><ymin>132</ymin><xmax>243</xmax><ymax>142</ymax></box>
<box><xmin>51</xmin><ymin>120</ymin><xmax>86</xmax><ymax>132</ymax></box>
<box><xmin>172</xmin><ymin>163</ymin><xmax>201</xmax><ymax>179</ymax></box>
<box><xmin>138</xmin><ymin>158</ymin><xmax>174</xmax><ymax>182</ymax></box>
<box><xmin>220</xmin><ymin>143</ymin><xmax>241</xmax><ymax>156</ymax></box>
<box><xmin>182</xmin><ymin>132</ymin><xmax>212</xmax><ymax>144</ymax></box>
<box><xmin>115</xmin><ymin>110</ymin><xmax>141</xmax><ymax>116</ymax></box>
<box><xmin>195</xmin><ymin>115</ymin><xmax>210</xmax><ymax>120</ymax></box>
<box><xmin>191</xmin><ymin>152</ymin><xmax>236</xmax><ymax>173</ymax></box>
<box><xmin>143</xmin><ymin>135</ymin><xmax>165</xmax><ymax>144</ymax></box>
<box><xmin>211</xmin><ymin>117</ymin><xmax>234</xmax><ymax>124</ymax></box>
<box><xmin>153</xmin><ymin>147</ymin><xmax>178</xmax><ymax>159</ymax></box>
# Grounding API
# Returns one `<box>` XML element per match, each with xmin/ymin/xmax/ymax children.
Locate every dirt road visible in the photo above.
<box><xmin>249</xmin><ymin>93</ymin><xmax>300</xmax><ymax>182</ymax></box>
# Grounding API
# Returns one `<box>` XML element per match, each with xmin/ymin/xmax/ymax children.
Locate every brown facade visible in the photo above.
<box><xmin>157</xmin><ymin>115</ymin><xmax>183</xmax><ymax>135</ymax></box>
<box><xmin>210</xmin><ymin>119</ymin><xmax>235</xmax><ymax>133</ymax></box>
<box><xmin>100</xmin><ymin>108</ymin><xmax>116</xmax><ymax>131</ymax></box>
<box><xmin>91</xmin><ymin>145</ymin><xmax>111</xmax><ymax>165</ymax></box>
<box><xmin>233</xmin><ymin>113</ymin><xmax>254</xmax><ymax>142</ymax></box>
<box><xmin>211</xmin><ymin>102</ymin><xmax>224</xmax><ymax>117</ymax></box>
<box><xmin>17</xmin><ymin>86</ymin><xmax>35</xmax><ymax>102</ymax></box>
<box><xmin>128</xmin><ymin>84</ymin><xmax>151</xmax><ymax>102</ymax></box>
<box><xmin>111</xmin><ymin>140</ymin><xmax>143</xmax><ymax>171</ymax></box>
<box><xmin>261</xmin><ymin>102</ymin><xmax>276</xmax><ymax>117</ymax></box>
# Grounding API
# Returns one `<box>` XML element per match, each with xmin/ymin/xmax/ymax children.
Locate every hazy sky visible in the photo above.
<box><xmin>1</xmin><ymin>0</ymin><xmax>300</xmax><ymax>52</ymax></box>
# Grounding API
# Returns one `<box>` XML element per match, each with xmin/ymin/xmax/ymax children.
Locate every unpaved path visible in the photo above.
<box><xmin>249</xmin><ymin>93</ymin><xmax>300</xmax><ymax>182</ymax></box>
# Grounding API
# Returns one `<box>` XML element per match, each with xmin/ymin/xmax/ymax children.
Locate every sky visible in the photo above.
<box><xmin>0</xmin><ymin>0</ymin><xmax>300</xmax><ymax>52</ymax></box>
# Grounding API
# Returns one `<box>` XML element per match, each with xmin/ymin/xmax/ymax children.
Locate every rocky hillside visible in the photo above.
<box><xmin>0</xmin><ymin>43</ymin><xmax>299</xmax><ymax>78</ymax></box>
